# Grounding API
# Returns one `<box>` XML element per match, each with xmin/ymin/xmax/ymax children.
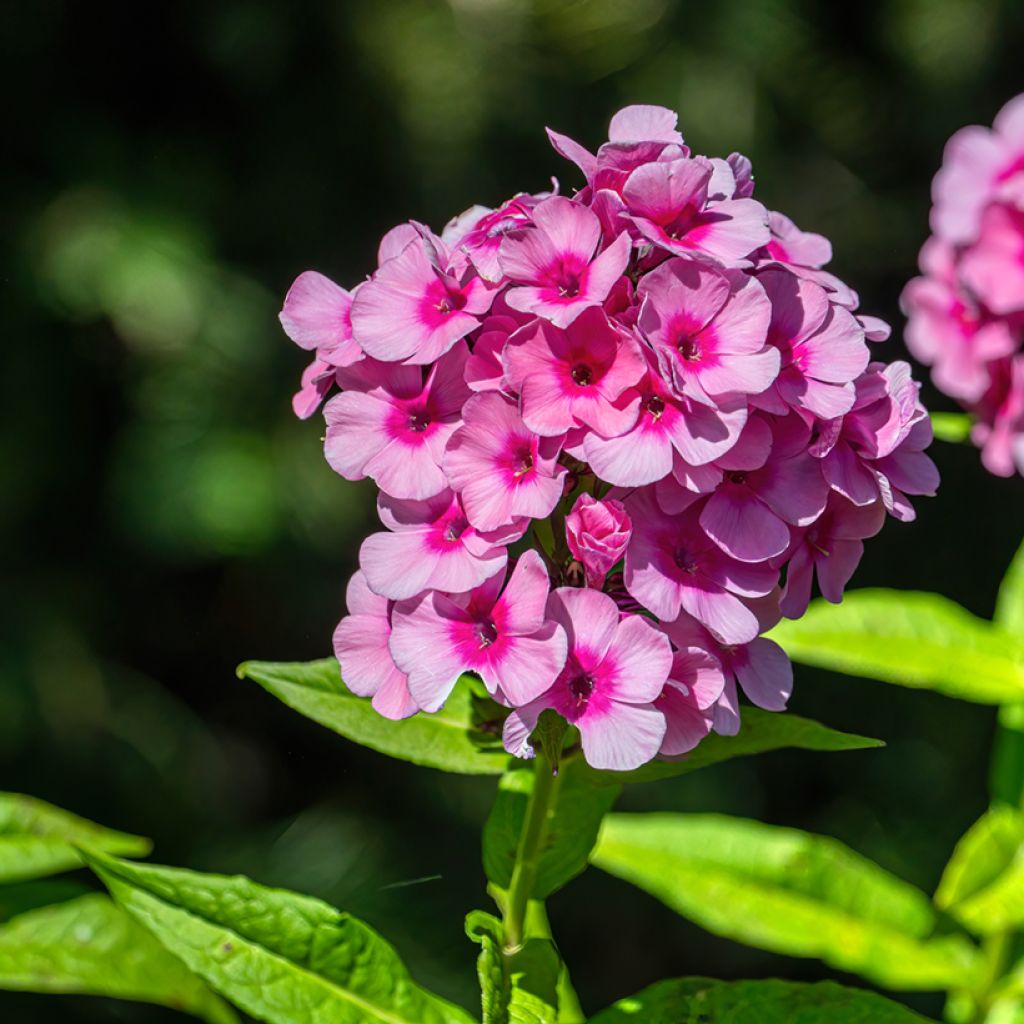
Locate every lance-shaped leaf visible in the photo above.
<box><xmin>591</xmin><ymin>813</ymin><xmax>980</xmax><ymax>991</ymax></box>
<box><xmin>82</xmin><ymin>849</ymin><xmax>475</xmax><ymax>1024</ymax></box>
<box><xmin>996</xmin><ymin>537</ymin><xmax>1024</xmax><ymax>635</ymax></box>
<box><xmin>483</xmin><ymin>758</ymin><xmax>620</xmax><ymax>899</ymax></box>
<box><xmin>588</xmin><ymin>977</ymin><xmax>937</xmax><ymax>1023</ymax></box>
<box><xmin>768</xmin><ymin>590</ymin><xmax>1024</xmax><ymax>704</ymax></box>
<box><xmin>580</xmin><ymin>709</ymin><xmax>881</xmax><ymax>786</ymax></box>
<box><xmin>239</xmin><ymin>659</ymin><xmax>509</xmax><ymax>775</ymax></box>
<box><xmin>936</xmin><ymin>806</ymin><xmax>1024</xmax><ymax>935</ymax></box>
<box><xmin>0</xmin><ymin>792</ymin><xmax>151</xmax><ymax>883</ymax></box>
<box><xmin>0</xmin><ymin>893</ymin><xmax>237</xmax><ymax>1023</ymax></box>
<box><xmin>466</xmin><ymin>910</ymin><xmax>559</xmax><ymax>1024</ymax></box>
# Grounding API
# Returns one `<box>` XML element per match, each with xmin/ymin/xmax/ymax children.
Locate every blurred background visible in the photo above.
<box><xmin>3</xmin><ymin>0</ymin><xmax>1024</xmax><ymax>1019</ymax></box>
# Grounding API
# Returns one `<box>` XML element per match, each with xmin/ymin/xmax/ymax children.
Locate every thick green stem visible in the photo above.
<box><xmin>503</xmin><ymin>752</ymin><xmax>560</xmax><ymax>952</ymax></box>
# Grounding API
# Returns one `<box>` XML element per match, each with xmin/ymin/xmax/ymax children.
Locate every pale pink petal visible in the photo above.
<box><xmin>579</xmin><ymin>701</ymin><xmax>666</xmax><ymax>772</ymax></box>
<box><xmin>280</xmin><ymin>271</ymin><xmax>354</xmax><ymax>351</ymax></box>
<box><xmin>700</xmin><ymin>487</ymin><xmax>791</xmax><ymax>562</ymax></box>
<box><xmin>733</xmin><ymin>638</ymin><xmax>792</xmax><ymax>711</ymax></box>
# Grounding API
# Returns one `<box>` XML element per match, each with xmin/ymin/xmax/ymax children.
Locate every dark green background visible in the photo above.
<box><xmin>3</xmin><ymin>1</ymin><xmax>1024</xmax><ymax>1020</ymax></box>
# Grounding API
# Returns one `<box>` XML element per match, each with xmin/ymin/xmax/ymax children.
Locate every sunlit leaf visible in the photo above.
<box><xmin>83</xmin><ymin>849</ymin><xmax>475</xmax><ymax>1024</ymax></box>
<box><xmin>466</xmin><ymin>910</ymin><xmax>559</xmax><ymax>1024</ymax></box>
<box><xmin>769</xmin><ymin>590</ymin><xmax>1024</xmax><ymax>704</ymax></box>
<box><xmin>589</xmin><ymin>977</ymin><xmax>937</xmax><ymax>1023</ymax></box>
<box><xmin>581</xmin><ymin>708</ymin><xmax>881</xmax><ymax>785</ymax></box>
<box><xmin>0</xmin><ymin>894</ymin><xmax>237</xmax><ymax>1023</ymax></box>
<box><xmin>591</xmin><ymin>813</ymin><xmax>979</xmax><ymax>991</ymax></box>
<box><xmin>483</xmin><ymin>758</ymin><xmax>619</xmax><ymax>899</ymax></box>
<box><xmin>0</xmin><ymin>792</ymin><xmax>151</xmax><ymax>883</ymax></box>
<box><xmin>238</xmin><ymin>659</ymin><xmax>509</xmax><ymax>775</ymax></box>
<box><xmin>936</xmin><ymin>806</ymin><xmax>1024</xmax><ymax>935</ymax></box>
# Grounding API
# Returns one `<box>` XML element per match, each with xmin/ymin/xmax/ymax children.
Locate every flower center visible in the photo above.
<box><xmin>571</xmin><ymin>363</ymin><xmax>594</xmax><ymax>386</ymax></box>
<box><xmin>408</xmin><ymin>410</ymin><xmax>431</xmax><ymax>432</ymax></box>
<box><xmin>673</xmin><ymin>547</ymin><xmax>698</xmax><ymax>573</ymax></box>
<box><xmin>726</xmin><ymin>470</ymin><xmax>747</xmax><ymax>485</ymax></box>
<box><xmin>435</xmin><ymin>290</ymin><xmax>466</xmax><ymax>316</ymax></box>
<box><xmin>678</xmin><ymin>337</ymin><xmax>702</xmax><ymax>361</ymax></box>
<box><xmin>569</xmin><ymin>673</ymin><xmax>594</xmax><ymax>705</ymax></box>
<box><xmin>558</xmin><ymin>271</ymin><xmax>582</xmax><ymax>298</ymax></box>
<box><xmin>477</xmin><ymin>620</ymin><xmax>499</xmax><ymax>648</ymax></box>
<box><xmin>645</xmin><ymin>395</ymin><xmax>665</xmax><ymax>419</ymax></box>
<box><xmin>514</xmin><ymin>447</ymin><xmax>535</xmax><ymax>478</ymax></box>
<box><xmin>444</xmin><ymin>516</ymin><xmax>469</xmax><ymax>542</ymax></box>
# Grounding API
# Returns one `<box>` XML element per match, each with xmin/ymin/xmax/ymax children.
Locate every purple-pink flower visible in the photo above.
<box><xmin>285</xmin><ymin>103</ymin><xmax>936</xmax><ymax>772</ymax></box>
<box><xmin>903</xmin><ymin>93</ymin><xmax>1024</xmax><ymax>477</ymax></box>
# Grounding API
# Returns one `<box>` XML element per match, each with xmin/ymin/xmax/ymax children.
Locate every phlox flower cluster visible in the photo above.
<box><xmin>282</xmin><ymin>106</ymin><xmax>937</xmax><ymax>772</ymax></box>
<box><xmin>903</xmin><ymin>94</ymin><xmax>1024</xmax><ymax>477</ymax></box>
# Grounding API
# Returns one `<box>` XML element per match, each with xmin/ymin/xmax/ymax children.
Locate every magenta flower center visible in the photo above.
<box><xmin>726</xmin><ymin>471</ymin><xmax>747</xmax><ymax>485</ymax></box>
<box><xmin>408</xmin><ymin>409</ymin><xmax>431</xmax><ymax>432</ymax></box>
<box><xmin>513</xmin><ymin>446</ymin><xmax>535</xmax><ymax>478</ymax></box>
<box><xmin>678</xmin><ymin>336</ymin><xmax>702</xmax><ymax>361</ymax></box>
<box><xmin>571</xmin><ymin>363</ymin><xmax>594</xmax><ymax>386</ymax></box>
<box><xmin>558</xmin><ymin>270</ymin><xmax>582</xmax><ymax>297</ymax></box>
<box><xmin>476</xmin><ymin>619</ymin><xmax>499</xmax><ymax>647</ymax></box>
<box><xmin>569</xmin><ymin>672</ymin><xmax>595</xmax><ymax>705</ymax></box>
<box><xmin>645</xmin><ymin>395</ymin><xmax>665</xmax><ymax>419</ymax></box>
<box><xmin>444</xmin><ymin>515</ymin><xmax>469</xmax><ymax>543</ymax></box>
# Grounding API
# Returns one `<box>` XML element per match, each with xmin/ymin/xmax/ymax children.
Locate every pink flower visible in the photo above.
<box><xmin>351</xmin><ymin>233</ymin><xmax>495</xmax><ymax>364</ymax></box>
<box><xmin>638</xmin><ymin>258</ymin><xmax>779</xmax><ymax>405</ymax></box>
<box><xmin>665</xmin><ymin>609</ymin><xmax>792</xmax><ymax>736</ymax></box>
<box><xmin>566</xmin><ymin>494</ymin><xmax>632</xmax><ymax>587</ymax></box>
<box><xmin>756</xmin><ymin>267</ymin><xmax>870</xmax><ymax>419</ymax></box>
<box><xmin>443</xmin><ymin>393</ymin><xmax>567</xmax><ymax>531</ymax></box>
<box><xmin>621</xmin><ymin>156</ymin><xmax>770</xmax><ymax>265</ymax></box>
<box><xmin>699</xmin><ymin>445</ymin><xmax>830</xmax><ymax>564</ymax></box>
<box><xmin>503</xmin><ymin>307</ymin><xmax>645</xmax><ymax>437</ymax></box>
<box><xmin>333</xmin><ymin>571</ymin><xmax>418</xmax><ymax>721</ymax></box>
<box><xmin>655</xmin><ymin>645</ymin><xmax>726</xmax><ymax>756</ymax></box>
<box><xmin>624</xmin><ymin>489</ymin><xmax>777</xmax><ymax>644</ymax></box>
<box><xmin>903</xmin><ymin>94</ymin><xmax>1024</xmax><ymax>478</ymax></box>
<box><xmin>503</xmin><ymin>588</ymin><xmax>671</xmax><ymax>771</ymax></box>
<box><xmin>323</xmin><ymin>344</ymin><xmax>470</xmax><ymax>500</ymax></box>
<box><xmin>499</xmin><ymin>196</ymin><xmax>631</xmax><ymax>328</ymax></box>
<box><xmin>780</xmin><ymin>494</ymin><xmax>885</xmax><ymax>619</ymax></box>
<box><xmin>583</xmin><ymin>351</ymin><xmax>747</xmax><ymax>486</ymax></box>
<box><xmin>443</xmin><ymin>192</ymin><xmax>549</xmax><ymax>282</ymax></box>
<box><xmin>280</xmin><ymin>271</ymin><xmax>361</xmax><ymax>366</ymax></box>
<box><xmin>389</xmin><ymin>550</ymin><xmax>567</xmax><ymax>711</ymax></box>
<box><xmin>292</xmin><ymin>357</ymin><xmax>338</xmax><ymax>420</ymax></box>
<box><xmin>931</xmin><ymin>93</ymin><xmax>1024</xmax><ymax>246</ymax></box>
<box><xmin>359</xmin><ymin>489</ymin><xmax>525</xmax><ymax>601</ymax></box>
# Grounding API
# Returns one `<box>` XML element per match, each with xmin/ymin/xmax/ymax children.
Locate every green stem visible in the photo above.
<box><xmin>503</xmin><ymin>752</ymin><xmax>560</xmax><ymax>952</ymax></box>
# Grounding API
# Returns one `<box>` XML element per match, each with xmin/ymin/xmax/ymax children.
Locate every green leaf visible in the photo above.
<box><xmin>930</xmin><ymin>411</ymin><xmax>973</xmax><ymax>444</ymax></box>
<box><xmin>0</xmin><ymin>792</ymin><xmax>151</xmax><ymax>883</ymax></box>
<box><xmin>588</xmin><ymin>977</ymin><xmax>937</xmax><ymax>1023</ymax></box>
<box><xmin>82</xmin><ymin>848</ymin><xmax>474</xmax><ymax>1024</ymax></box>
<box><xmin>591</xmin><ymin>813</ymin><xmax>980</xmax><ymax>991</ymax></box>
<box><xmin>992</xmin><ymin>703</ymin><xmax>1024</xmax><ymax>807</ymax></box>
<box><xmin>768</xmin><ymin>590</ymin><xmax>1024</xmax><ymax>704</ymax></box>
<box><xmin>239</xmin><ymin>659</ymin><xmax>510</xmax><ymax>775</ymax></box>
<box><xmin>996</xmin><ymin>537</ymin><xmax>1024</xmax><ymax>636</ymax></box>
<box><xmin>483</xmin><ymin>758</ymin><xmax>620</xmax><ymax>899</ymax></box>
<box><xmin>466</xmin><ymin>910</ymin><xmax>559</xmax><ymax>1024</ymax></box>
<box><xmin>0</xmin><ymin>893</ymin><xmax>237</xmax><ymax>1023</ymax></box>
<box><xmin>580</xmin><ymin>708</ymin><xmax>881</xmax><ymax>786</ymax></box>
<box><xmin>936</xmin><ymin>806</ymin><xmax>1024</xmax><ymax>935</ymax></box>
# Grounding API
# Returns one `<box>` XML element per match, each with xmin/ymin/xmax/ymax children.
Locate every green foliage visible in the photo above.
<box><xmin>996</xmin><ymin>537</ymin><xmax>1024</xmax><ymax>636</ymax></box>
<box><xmin>0</xmin><ymin>792</ymin><xmax>151</xmax><ymax>883</ymax></box>
<box><xmin>936</xmin><ymin>806</ymin><xmax>1024</xmax><ymax>935</ymax></box>
<box><xmin>0</xmin><ymin>893</ymin><xmax>237</xmax><ymax>1023</ymax></box>
<box><xmin>83</xmin><ymin>848</ymin><xmax>475</xmax><ymax>1024</ymax></box>
<box><xmin>769</xmin><ymin>590</ymin><xmax>1024</xmax><ymax>704</ymax></box>
<box><xmin>582</xmin><ymin>708</ymin><xmax>882</xmax><ymax>785</ymax></box>
<box><xmin>588</xmin><ymin>977</ymin><xmax>937</xmax><ymax>1023</ymax></box>
<box><xmin>483</xmin><ymin>758</ymin><xmax>620</xmax><ymax>899</ymax></box>
<box><xmin>466</xmin><ymin>910</ymin><xmax>559</xmax><ymax>1024</ymax></box>
<box><xmin>239</xmin><ymin>659</ymin><xmax>509</xmax><ymax>775</ymax></box>
<box><xmin>929</xmin><ymin>412</ymin><xmax>973</xmax><ymax>444</ymax></box>
<box><xmin>591</xmin><ymin>813</ymin><xmax>980</xmax><ymax>991</ymax></box>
